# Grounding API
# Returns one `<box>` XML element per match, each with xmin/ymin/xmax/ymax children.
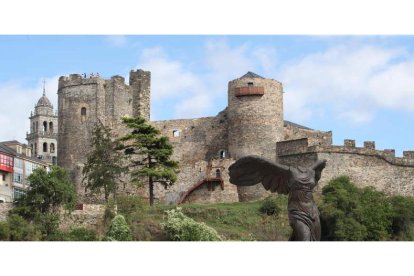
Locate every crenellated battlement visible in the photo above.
<box><xmin>58</xmin><ymin>73</ymin><xmax>130</xmax><ymax>91</ymax></box>
<box><xmin>277</xmin><ymin>138</ymin><xmax>414</xmax><ymax>167</ymax></box>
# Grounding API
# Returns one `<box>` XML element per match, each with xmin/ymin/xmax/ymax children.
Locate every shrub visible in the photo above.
<box><xmin>0</xmin><ymin>221</ymin><xmax>10</xmax><ymax>241</ymax></box>
<box><xmin>161</xmin><ymin>207</ymin><xmax>221</xmax><ymax>241</ymax></box>
<box><xmin>34</xmin><ymin>213</ymin><xmax>61</xmax><ymax>240</ymax></box>
<box><xmin>259</xmin><ymin>196</ymin><xmax>281</xmax><ymax>216</ymax></box>
<box><xmin>67</xmin><ymin>227</ymin><xmax>98</xmax><ymax>241</ymax></box>
<box><xmin>7</xmin><ymin>214</ymin><xmax>41</xmax><ymax>241</ymax></box>
<box><xmin>105</xmin><ymin>215</ymin><xmax>132</xmax><ymax>241</ymax></box>
<box><xmin>116</xmin><ymin>195</ymin><xmax>146</xmax><ymax>220</ymax></box>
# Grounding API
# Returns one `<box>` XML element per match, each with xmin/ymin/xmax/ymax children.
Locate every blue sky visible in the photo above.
<box><xmin>1</xmin><ymin>35</ymin><xmax>414</xmax><ymax>156</ymax></box>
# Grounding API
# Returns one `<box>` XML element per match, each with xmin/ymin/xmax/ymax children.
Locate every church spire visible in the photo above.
<box><xmin>42</xmin><ymin>80</ymin><xmax>46</xmax><ymax>96</ymax></box>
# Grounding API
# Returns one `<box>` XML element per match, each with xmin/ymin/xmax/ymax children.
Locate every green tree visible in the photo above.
<box><xmin>320</xmin><ymin>176</ymin><xmax>394</xmax><ymax>241</ymax></box>
<box><xmin>388</xmin><ymin>195</ymin><xmax>414</xmax><ymax>240</ymax></box>
<box><xmin>118</xmin><ymin>116</ymin><xmax>179</xmax><ymax>206</ymax></box>
<box><xmin>82</xmin><ymin>121</ymin><xmax>124</xmax><ymax>202</ymax></box>
<box><xmin>13</xmin><ymin>166</ymin><xmax>77</xmax><ymax>219</ymax></box>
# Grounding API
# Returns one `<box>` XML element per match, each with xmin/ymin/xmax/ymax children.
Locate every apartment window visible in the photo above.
<box><xmin>13</xmin><ymin>188</ymin><xmax>26</xmax><ymax>200</ymax></box>
<box><xmin>14</xmin><ymin>158</ymin><xmax>23</xmax><ymax>169</ymax></box>
<box><xmin>13</xmin><ymin>172</ymin><xmax>23</xmax><ymax>184</ymax></box>
<box><xmin>2</xmin><ymin>174</ymin><xmax>5</xmax><ymax>181</ymax></box>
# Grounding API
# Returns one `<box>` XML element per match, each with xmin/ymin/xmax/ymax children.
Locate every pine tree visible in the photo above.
<box><xmin>82</xmin><ymin>121</ymin><xmax>124</xmax><ymax>202</ymax></box>
<box><xmin>118</xmin><ymin>116</ymin><xmax>179</xmax><ymax>206</ymax></box>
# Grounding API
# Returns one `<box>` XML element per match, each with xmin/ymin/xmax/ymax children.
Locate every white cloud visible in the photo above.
<box><xmin>139</xmin><ymin>47</ymin><xmax>202</xmax><ymax>101</ymax></box>
<box><xmin>279</xmin><ymin>44</ymin><xmax>411</xmax><ymax>124</ymax></box>
<box><xmin>105</xmin><ymin>35</ymin><xmax>128</xmax><ymax>47</ymax></box>
<box><xmin>174</xmin><ymin>94</ymin><xmax>214</xmax><ymax>119</ymax></box>
<box><xmin>0</xmin><ymin>77</ymin><xmax>59</xmax><ymax>143</ymax></box>
<box><xmin>138</xmin><ymin>41</ymin><xmax>278</xmax><ymax>120</ymax></box>
<box><xmin>137</xmin><ymin>40</ymin><xmax>414</xmax><ymax>127</ymax></box>
<box><xmin>204</xmin><ymin>40</ymin><xmax>253</xmax><ymax>80</ymax></box>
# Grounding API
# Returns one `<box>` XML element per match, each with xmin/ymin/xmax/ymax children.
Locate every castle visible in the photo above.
<box><xmin>57</xmin><ymin>70</ymin><xmax>414</xmax><ymax>204</ymax></box>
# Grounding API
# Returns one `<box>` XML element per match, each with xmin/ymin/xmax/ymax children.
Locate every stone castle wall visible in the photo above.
<box><xmin>59</xmin><ymin>204</ymin><xmax>106</xmax><ymax>231</ymax></box>
<box><xmin>57</xmin><ymin>69</ymin><xmax>414</xmax><ymax>204</ymax></box>
<box><xmin>57</xmin><ymin>71</ymin><xmax>150</xmax><ymax>195</ymax></box>
<box><xmin>283</xmin><ymin>124</ymin><xmax>332</xmax><ymax>147</ymax></box>
<box><xmin>0</xmin><ymin>203</ymin><xmax>13</xmax><ymax>221</ymax></box>
<box><xmin>277</xmin><ymin>138</ymin><xmax>414</xmax><ymax>196</ymax></box>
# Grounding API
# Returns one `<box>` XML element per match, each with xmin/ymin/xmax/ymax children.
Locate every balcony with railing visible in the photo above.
<box><xmin>26</xmin><ymin>130</ymin><xmax>58</xmax><ymax>139</ymax></box>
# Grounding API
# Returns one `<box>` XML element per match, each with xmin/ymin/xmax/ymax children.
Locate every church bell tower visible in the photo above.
<box><xmin>26</xmin><ymin>82</ymin><xmax>58</xmax><ymax>165</ymax></box>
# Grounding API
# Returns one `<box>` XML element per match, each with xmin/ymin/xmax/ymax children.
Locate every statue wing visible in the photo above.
<box><xmin>229</xmin><ymin>155</ymin><xmax>291</xmax><ymax>195</ymax></box>
<box><xmin>311</xmin><ymin>159</ymin><xmax>327</xmax><ymax>182</ymax></box>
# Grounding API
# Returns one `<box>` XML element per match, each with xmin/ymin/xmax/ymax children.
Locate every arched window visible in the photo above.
<box><xmin>43</xmin><ymin>121</ymin><xmax>47</xmax><ymax>132</ymax></box>
<box><xmin>81</xmin><ymin>107</ymin><xmax>87</xmax><ymax>122</ymax></box>
<box><xmin>34</xmin><ymin>143</ymin><xmax>37</xmax><ymax>155</ymax></box>
<box><xmin>32</xmin><ymin>122</ymin><xmax>35</xmax><ymax>132</ymax></box>
<box><xmin>215</xmin><ymin>169</ymin><xmax>221</xmax><ymax>178</ymax></box>
<box><xmin>43</xmin><ymin>142</ymin><xmax>48</xmax><ymax>153</ymax></box>
<box><xmin>219</xmin><ymin>150</ymin><xmax>226</xmax><ymax>159</ymax></box>
<box><xmin>50</xmin><ymin>143</ymin><xmax>55</xmax><ymax>153</ymax></box>
<box><xmin>49</xmin><ymin>122</ymin><xmax>53</xmax><ymax>133</ymax></box>
<box><xmin>35</xmin><ymin>122</ymin><xmax>38</xmax><ymax>132</ymax></box>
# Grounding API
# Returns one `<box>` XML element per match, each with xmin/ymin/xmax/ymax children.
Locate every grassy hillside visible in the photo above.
<box><xmin>115</xmin><ymin>195</ymin><xmax>292</xmax><ymax>241</ymax></box>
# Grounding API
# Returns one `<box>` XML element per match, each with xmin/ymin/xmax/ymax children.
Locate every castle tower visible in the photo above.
<box><xmin>26</xmin><ymin>84</ymin><xmax>58</xmax><ymax>165</ymax></box>
<box><xmin>129</xmin><ymin>69</ymin><xmax>151</xmax><ymax>121</ymax></box>
<box><xmin>57</xmin><ymin>71</ymin><xmax>150</xmax><ymax>197</ymax></box>
<box><xmin>227</xmin><ymin>72</ymin><xmax>284</xmax><ymax>201</ymax></box>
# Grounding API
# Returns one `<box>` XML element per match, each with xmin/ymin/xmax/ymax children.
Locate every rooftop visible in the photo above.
<box><xmin>239</xmin><ymin>71</ymin><xmax>264</xmax><ymax>79</ymax></box>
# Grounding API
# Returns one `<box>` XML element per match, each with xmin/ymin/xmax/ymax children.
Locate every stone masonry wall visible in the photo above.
<box><xmin>277</xmin><ymin>138</ymin><xmax>414</xmax><ymax>196</ymax></box>
<box><xmin>151</xmin><ymin>110</ymin><xmax>229</xmax><ymax>163</ymax></box>
<box><xmin>59</xmin><ymin>204</ymin><xmax>106</xmax><ymax>231</ymax></box>
<box><xmin>0</xmin><ymin>203</ymin><xmax>13</xmax><ymax>221</ymax></box>
<box><xmin>283</xmin><ymin>125</ymin><xmax>332</xmax><ymax>147</ymax></box>
<box><xmin>58</xmin><ymin>71</ymin><xmax>150</xmax><ymax>199</ymax></box>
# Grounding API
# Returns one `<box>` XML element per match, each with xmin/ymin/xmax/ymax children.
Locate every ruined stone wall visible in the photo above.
<box><xmin>160</xmin><ymin>159</ymin><xmax>238</xmax><ymax>204</ymax></box>
<box><xmin>0</xmin><ymin>203</ymin><xmax>13</xmax><ymax>221</ymax></box>
<box><xmin>149</xmin><ymin>111</ymin><xmax>238</xmax><ymax>204</ymax></box>
<box><xmin>151</xmin><ymin>110</ymin><xmax>229</xmax><ymax>163</ymax></box>
<box><xmin>59</xmin><ymin>204</ymin><xmax>106</xmax><ymax>231</ymax></box>
<box><xmin>283</xmin><ymin>124</ymin><xmax>332</xmax><ymax>147</ymax></box>
<box><xmin>277</xmin><ymin>138</ymin><xmax>414</xmax><ymax>196</ymax></box>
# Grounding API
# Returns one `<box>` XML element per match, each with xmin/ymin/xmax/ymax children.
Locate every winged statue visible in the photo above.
<box><xmin>229</xmin><ymin>156</ymin><xmax>327</xmax><ymax>241</ymax></box>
